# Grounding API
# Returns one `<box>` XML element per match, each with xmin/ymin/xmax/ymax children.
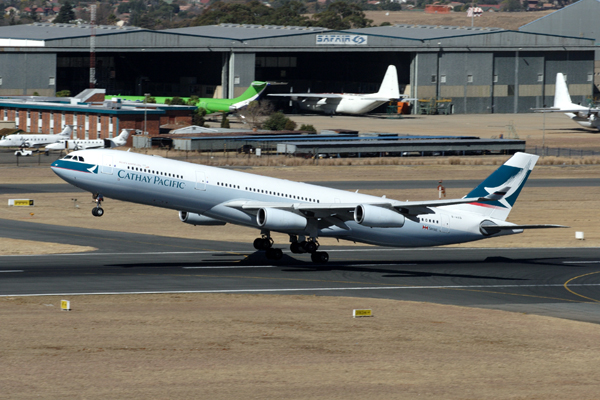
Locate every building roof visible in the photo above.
<box><xmin>162</xmin><ymin>24</ymin><xmax>328</xmax><ymax>40</ymax></box>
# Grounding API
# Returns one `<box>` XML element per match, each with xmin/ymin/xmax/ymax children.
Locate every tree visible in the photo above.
<box><xmin>221</xmin><ymin>115</ymin><xmax>230</xmax><ymax>128</ymax></box>
<box><xmin>54</xmin><ymin>1</ymin><xmax>76</xmax><ymax>23</ymax></box>
<box><xmin>311</xmin><ymin>1</ymin><xmax>372</xmax><ymax>30</ymax></box>
<box><xmin>299</xmin><ymin>124</ymin><xmax>317</xmax><ymax>133</ymax></box>
<box><xmin>192</xmin><ymin>108</ymin><xmax>207</xmax><ymax>127</ymax></box>
<box><xmin>263</xmin><ymin>112</ymin><xmax>296</xmax><ymax>131</ymax></box>
<box><xmin>238</xmin><ymin>101</ymin><xmax>273</xmax><ymax>129</ymax></box>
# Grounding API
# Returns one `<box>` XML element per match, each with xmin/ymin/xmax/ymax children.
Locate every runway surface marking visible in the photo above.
<box><xmin>0</xmin><ymin>270</ymin><xmax>23</xmax><ymax>273</ymax></box>
<box><xmin>563</xmin><ymin>261</ymin><xmax>600</xmax><ymax>264</ymax></box>
<box><xmin>564</xmin><ymin>271</ymin><xmax>600</xmax><ymax>303</ymax></box>
<box><xmin>5</xmin><ymin>283</ymin><xmax>600</xmax><ymax>301</ymax></box>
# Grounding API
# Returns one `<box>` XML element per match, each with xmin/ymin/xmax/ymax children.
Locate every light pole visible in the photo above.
<box><xmin>144</xmin><ymin>93</ymin><xmax>150</xmax><ymax>135</ymax></box>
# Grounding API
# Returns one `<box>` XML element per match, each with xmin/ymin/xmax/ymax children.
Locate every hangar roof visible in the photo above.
<box><xmin>346</xmin><ymin>24</ymin><xmax>506</xmax><ymax>41</ymax></box>
<box><xmin>0</xmin><ymin>23</ymin><xmax>143</xmax><ymax>40</ymax></box>
<box><xmin>163</xmin><ymin>24</ymin><xmax>328</xmax><ymax>40</ymax></box>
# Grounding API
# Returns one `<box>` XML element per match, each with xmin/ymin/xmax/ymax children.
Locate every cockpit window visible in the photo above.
<box><xmin>78</xmin><ymin>156</ymin><xmax>84</xmax><ymax>162</ymax></box>
<box><xmin>64</xmin><ymin>155</ymin><xmax>73</xmax><ymax>160</ymax></box>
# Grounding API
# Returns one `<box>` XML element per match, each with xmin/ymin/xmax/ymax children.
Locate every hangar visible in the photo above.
<box><xmin>0</xmin><ymin>21</ymin><xmax>594</xmax><ymax>114</ymax></box>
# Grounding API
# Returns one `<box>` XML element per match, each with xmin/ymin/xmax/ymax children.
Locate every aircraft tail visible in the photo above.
<box><xmin>374</xmin><ymin>65</ymin><xmax>400</xmax><ymax>99</ymax></box>
<box><xmin>554</xmin><ymin>73</ymin><xmax>574</xmax><ymax>109</ymax></box>
<box><xmin>229</xmin><ymin>81</ymin><xmax>270</xmax><ymax>111</ymax></box>
<box><xmin>234</xmin><ymin>81</ymin><xmax>269</xmax><ymax>102</ymax></box>
<box><xmin>445</xmin><ymin>152</ymin><xmax>538</xmax><ymax>221</ymax></box>
<box><xmin>105</xmin><ymin>129</ymin><xmax>130</xmax><ymax>148</ymax></box>
<box><xmin>57</xmin><ymin>125</ymin><xmax>73</xmax><ymax>137</ymax></box>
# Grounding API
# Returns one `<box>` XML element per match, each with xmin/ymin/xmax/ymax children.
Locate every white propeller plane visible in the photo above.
<box><xmin>533</xmin><ymin>72</ymin><xmax>600</xmax><ymax>131</ymax></box>
<box><xmin>45</xmin><ymin>129</ymin><xmax>131</xmax><ymax>152</ymax></box>
<box><xmin>50</xmin><ymin>150</ymin><xmax>565</xmax><ymax>263</ymax></box>
<box><xmin>268</xmin><ymin>65</ymin><xmax>412</xmax><ymax>115</ymax></box>
<box><xmin>0</xmin><ymin>125</ymin><xmax>72</xmax><ymax>153</ymax></box>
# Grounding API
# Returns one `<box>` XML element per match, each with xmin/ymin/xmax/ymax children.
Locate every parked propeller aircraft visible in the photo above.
<box><xmin>0</xmin><ymin>125</ymin><xmax>72</xmax><ymax>150</ymax></box>
<box><xmin>533</xmin><ymin>73</ymin><xmax>600</xmax><ymax>131</ymax></box>
<box><xmin>268</xmin><ymin>65</ymin><xmax>411</xmax><ymax>115</ymax></box>
<box><xmin>50</xmin><ymin>150</ymin><xmax>564</xmax><ymax>263</ymax></box>
<box><xmin>110</xmin><ymin>81</ymin><xmax>269</xmax><ymax>114</ymax></box>
<box><xmin>45</xmin><ymin>129</ymin><xmax>130</xmax><ymax>152</ymax></box>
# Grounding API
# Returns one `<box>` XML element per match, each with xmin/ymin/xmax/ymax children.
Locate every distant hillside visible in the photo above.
<box><xmin>362</xmin><ymin>10</ymin><xmax>555</xmax><ymax>31</ymax></box>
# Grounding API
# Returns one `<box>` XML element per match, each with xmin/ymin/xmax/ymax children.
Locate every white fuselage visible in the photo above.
<box><xmin>46</xmin><ymin>139</ymin><xmax>104</xmax><ymax>151</ymax></box>
<box><xmin>50</xmin><ymin>149</ymin><xmax>513</xmax><ymax>248</ymax></box>
<box><xmin>297</xmin><ymin>96</ymin><xmax>388</xmax><ymax>115</ymax></box>
<box><xmin>0</xmin><ymin>133</ymin><xmax>69</xmax><ymax>148</ymax></box>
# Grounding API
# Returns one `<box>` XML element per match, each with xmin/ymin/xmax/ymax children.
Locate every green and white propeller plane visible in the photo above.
<box><xmin>109</xmin><ymin>81</ymin><xmax>269</xmax><ymax>114</ymax></box>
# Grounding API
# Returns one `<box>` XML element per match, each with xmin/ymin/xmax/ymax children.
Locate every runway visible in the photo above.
<box><xmin>1</xmin><ymin>218</ymin><xmax>599</xmax><ymax>324</ymax></box>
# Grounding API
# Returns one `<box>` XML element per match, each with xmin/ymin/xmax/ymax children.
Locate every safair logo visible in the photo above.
<box><xmin>316</xmin><ymin>35</ymin><xmax>367</xmax><ymax>45</ymax></box>
<box><xmin>117</xmin><ymin>170</ymin><xmax>186</xmax><ymax>189</ymax></box>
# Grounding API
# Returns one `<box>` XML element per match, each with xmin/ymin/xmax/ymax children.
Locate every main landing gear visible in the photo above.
<box><xmin>253</xmin><ymin>232</ymin><xmax>329</xmax><ymax>263</ymax></box>
<box><xmin>92</xmin><ymin>193</ymin><xmax>104</xmax><ymax>217</ymax></box>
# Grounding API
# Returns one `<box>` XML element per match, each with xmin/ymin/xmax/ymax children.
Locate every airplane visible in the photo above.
<box><xmin>267</xmin><ymin>65</ymin><xmax>411</xmax><ymax>115</ymax></box>
<box><xmin>0</xmin><ymin>125</ymin><xmax>72</xmax><ymax>151</ymax></box>
<box><xmin>532</xmin><ymin>72</ymin><xmax>600</xmax><ymax>131</ymax></box>
<box><xmin>50</xmin><ymin>150</ymin><xmax>565</xmax><ymax>263</ymax></box>
<box><xmin>45</xmin><ymin>129</ymin><xmax>131</xmax><ymax>152</ymax></box>
<box><xmin>110</xmin><ymin>81</ymin><xmax>270</xmax><ymax>114</ymax></box>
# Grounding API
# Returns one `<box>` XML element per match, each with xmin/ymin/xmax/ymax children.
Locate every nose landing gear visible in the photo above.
<box><xmin>92</xmin><ymin>193</ymin><xmax>104</xmax><ymax>217</ymax></box>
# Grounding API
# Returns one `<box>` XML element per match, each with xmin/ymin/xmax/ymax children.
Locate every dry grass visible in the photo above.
<box><xmin>2</xmin><ymin>294</ymin><xmax>600</xmax><ymax>400</ymax></box>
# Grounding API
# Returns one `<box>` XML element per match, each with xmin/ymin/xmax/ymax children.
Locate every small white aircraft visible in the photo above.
<box><xmin>532</xmin><ymin>73</ymin><xmax>600</xmax><ymax>131</ymax></box>
<box><xmin>268</xmin><ymin>65</ymin><xmax>411</xmax><ymax>115</ymax></box>
<box><xmin>45</xmin><ymin>129</ymin><xmax>130</xmax><ymax>152</ymax></box>
<box><xmin>51</xmin><ymin>150</ymin><xmax>565</xmax><ymax>263</ymax></box>
<box><xmin>0</xmin><ymin>125</ymin><xmax>72</xmax><ymax>153</ymax></box>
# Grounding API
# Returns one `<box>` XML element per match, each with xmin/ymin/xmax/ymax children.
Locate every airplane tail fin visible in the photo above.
<box><xmin>234</xmin><ymin>81</ymin><xmax>269</xmax><ymax>102</ymax></box>
<box><xmin>554</xmin><ymin>73</ymin><xmax>574</xmax><ymax>109</ymax></box>
<box><xmin>375</xmin><ymin>65</ymin><xmax>400</xmax><ymax>99</ymax></box>
<box><xmin>57</xmin><ymin>125</ymin><xmax>73</xmax><ymax>137</ymax></box>
<box><xmin>105</xmin><ymin>129</ymin><xmax>130</xmax><ymax>148</ymax></box>
<box><xmin>229</xmin><ymin>81</ymin><xmax>270</xmax><ymax>111</ymax></box>
<box><xmin>446</xmin><ymin>152</ymin><xmax>538</xmax><ymax>221</ymax></box>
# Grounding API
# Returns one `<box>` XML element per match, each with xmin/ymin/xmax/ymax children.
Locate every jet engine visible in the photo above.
<box><xmin>257</xmin><ymin>208</ymin><xmax>307</xmax><ymax>231</ymax></box>
<box><xmin>354</xmin><ymin>204</ymin><xmax>405</xmax><ymax>228</ymax></box>
<box><xmin>179</xmin><ymin>211</ymin><xmax>226</xmax><ymax>226</ymax></box>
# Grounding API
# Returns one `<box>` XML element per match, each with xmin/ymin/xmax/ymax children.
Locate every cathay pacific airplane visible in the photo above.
<box><xmin>50</xmin><ymin>150</ymin><xmax>564</xmax><ymax>263</ymax></box>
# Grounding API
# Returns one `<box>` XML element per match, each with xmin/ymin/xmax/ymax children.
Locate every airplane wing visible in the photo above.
<box><xmin>532</xmin><ymin>107</ymin><xmax>600</xmax><ymax>114</ymax></box>
<box><xmin>225</xmin><ymin>193</ymin><xmax>502</xmax><ymax>224</ymax></box>
<box><xmin>268</xmin><ymin>93</ymin><xmax>344</xmax><ymax>99</ymax></box>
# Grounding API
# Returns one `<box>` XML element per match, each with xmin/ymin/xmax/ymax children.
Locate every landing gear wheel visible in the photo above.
<box><xmin>302</xmin><ymin>241</ymin><xmax>318</xmax><ymax>254</ymax></box>
<box><xmin>253</xmin><ymin>237</ymin><xmax>273</xmax><ymax>251</ymax></box>
<box><xmin>290</xmin><ymin>242</ymin><xmax>305</xmax><ymax>254</ymax></box>
<box><xmin>265</xmin><ymin>248</ymin><xmax>283</xmax><ymax>260</ymax></box>
<box><xmin>92</xmin><ymin>207</ymin><xmax>104</xmax><ymax>217</ymax></box>
<box><xmin>311</xmin><ymin>252</ymin><xmax>329</xmax><ymax>263</ymax></box>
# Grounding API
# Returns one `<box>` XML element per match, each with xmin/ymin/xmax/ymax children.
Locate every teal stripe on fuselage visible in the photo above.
<box><xmin>51</xmin><ymin>159</ymin><xmax>98</xmax><ymax>174</ymax></box>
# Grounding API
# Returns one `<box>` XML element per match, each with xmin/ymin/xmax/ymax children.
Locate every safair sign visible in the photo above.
<box><xmin>316</xmin><ymin>35</ymin><xmax>367</xmax><ymax>45</ymax></box>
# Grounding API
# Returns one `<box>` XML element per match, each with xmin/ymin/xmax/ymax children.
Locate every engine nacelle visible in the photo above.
<box><xmin>354</xmin><ymin>204</ymin><xmax>405</xmax><ymax>228</ymax></box>
<box><xmin>179</xmin><ymin>211</ymin><xmax>226</xmax><ymax>226</ymax></box>
<box><xmin>257</xmin><ymin>208</ymin><xmax>307</xmax><ymax>231</ymax></box>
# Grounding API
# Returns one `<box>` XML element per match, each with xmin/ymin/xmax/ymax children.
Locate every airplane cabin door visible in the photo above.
<box><xmin>441</xmin><ymin>214</ymin><xmax>449</xmax><ymax>233</ymax></box>
<box><xmin>195</xmin><ymin>171</ymin><xmax>206</xmax><ymax>191</ymax></box>
<box><xmin>101</xmin><ymin>155</ymin><xmax>113</xmax><ymax>174</ymax></box>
